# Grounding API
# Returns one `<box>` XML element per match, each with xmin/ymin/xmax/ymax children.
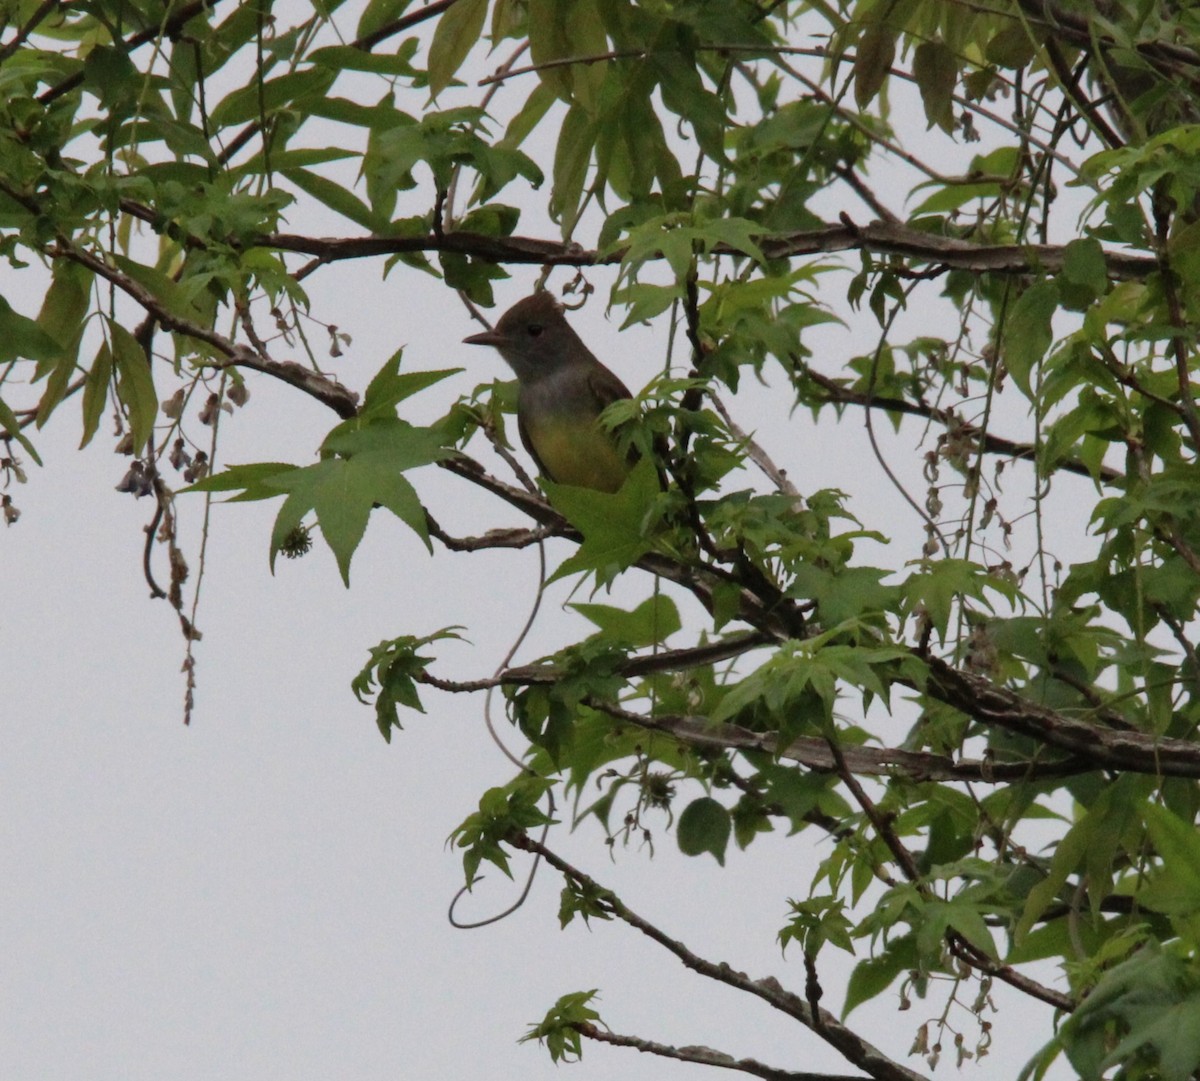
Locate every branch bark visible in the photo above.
<box><xmin>261</xmin><ymin>221</ymin><xmax>1158</xmax><ymax>282</ymax></box>
<box><xmin>796</xmin><ymin>364</ymin><xmax>1123</xmax><ymax>486</ymax></box>
<box><xmin>574</xmin><ymin>1023</ymin><xmax>871</xmax><ymax>1081</ymax></box>
<box><xmin>515</xmin><ymin>835</ymin><xmax>932</xmax><ymax>1081</ymax></box>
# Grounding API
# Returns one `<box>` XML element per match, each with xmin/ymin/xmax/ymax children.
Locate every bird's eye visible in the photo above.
<box><xmin>527</xmin><ymin>324</ymin><xmax>544</xmax><ymax>337</ymax></box>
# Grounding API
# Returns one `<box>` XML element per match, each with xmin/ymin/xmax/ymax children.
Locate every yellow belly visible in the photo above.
<box><xmin>525</xmin><ymin>419</ymin><xmax>631</xmax><ymax>493</ymax></box>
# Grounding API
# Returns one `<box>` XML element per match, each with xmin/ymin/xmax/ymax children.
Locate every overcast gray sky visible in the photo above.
<box><xmin>1</xmin><ymin>5</ymin><xmax>1093</xmax><ymax>1079</ymax></box>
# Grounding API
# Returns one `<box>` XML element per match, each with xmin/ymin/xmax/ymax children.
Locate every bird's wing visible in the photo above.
<box><xmin>516</xmin><ymin>409</ymin><xmax>551</xmax><ymax>480</ymax></box>
<box><xmin>587</xmin><ymin>364</ymin><xmax>634</xmax><ymax>408</ymax></box>
<box><xmin>589</xmin><ymin>363</ymin><xmax>656</xmax><ymax>479</ymax></box>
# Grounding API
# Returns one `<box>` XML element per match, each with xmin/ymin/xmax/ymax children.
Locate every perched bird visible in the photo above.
<box><xmin>463</xmin><ymin>292</ymin><xmax>635</xmax><ymax>493</ymax></box>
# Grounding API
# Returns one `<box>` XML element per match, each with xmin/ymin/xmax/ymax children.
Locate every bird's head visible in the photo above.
<box><xmin>463</xmin><ymin>291</ymin><xmax>583</xmax><ymax>383</ymax></box>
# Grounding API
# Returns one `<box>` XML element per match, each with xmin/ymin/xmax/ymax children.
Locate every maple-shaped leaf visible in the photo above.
<box><xmin>544</xmin><ymin>457</ymin><xmax>662</xmax><ymax>586</ymax></box>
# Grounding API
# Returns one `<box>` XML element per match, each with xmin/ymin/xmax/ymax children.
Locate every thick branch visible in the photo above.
<box><xmin>924</xmin><ymin>656</ymin><xmax>1200</xmax><ymax>778</ymax></box>
<box><xmin>569</xmin><ymin>700</ymin><xmax>1090</xmax><ymax>784</ymax></box>
<box><xmin>261</xmin><ymin>221</ymin><xmax>1158</xmax><ymax>282</ymax></box>
<box><xmin>1013</xmin><ymin>0</ymin><xmax>1200</xmax><ymax>70</ymax></box>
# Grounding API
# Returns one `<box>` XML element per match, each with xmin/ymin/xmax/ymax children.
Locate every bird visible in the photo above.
<box><xmin>463</xmin><ymin>291</ymin><xmax>636</xmax><ymax>493</ymax></box>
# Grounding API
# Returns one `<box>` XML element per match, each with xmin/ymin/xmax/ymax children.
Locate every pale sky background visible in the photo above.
<box><xmin>1</xmin><ymin>5</ymin><xmax>1100</xmax><ymax>1080</ymax></box>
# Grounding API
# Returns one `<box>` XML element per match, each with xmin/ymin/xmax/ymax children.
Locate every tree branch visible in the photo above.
<box><xmin>513</xmin><ymin>835</ymin><xmax>931</xmax><ymax>1081</ymax></box>
<box><xmin>37</xmin><ymin>0</ymin><xmax>224</xmax><ymax>105</ymax></box>
<box><xmin>923</xmin><ymin>655</ymin><xmax>1200</xmax><ymax>779</ymax></box>
<box><xmin>0</xmin><ymin>0</ymin><xmax>64</xmax><ymax>64</ymax></box>
<box><xmin>437</xmin><ymin>457</ymin><xmax>1200</xmax><ymax>782</ymax></box>
<box><xmin>351</xmin><ymin>0</ymin><xmax>460</xmax><ymax>50</ymax></box>
<box><xmin>416</xmin><ymin>632</ymin><xmax>774</xmax><ymax>695</ymax></box>
<box><xmin>796</xmin><ymin>364</ymin><xmax>1123</xmax><ymax>485</ymax></box>
<box><xmin>426</xmin><ymin>515</ymin><xmax>553</xmax><ymax>552</ymax></box>
<box><xmin>261</xmin><ymin>221</ymin><xmax>1158</xmax><ymax>282</ymax></box>
<box><xmin>574</xmin><ymin>1022</ymin><xmax>870</xmax><ymax>1081</ymax></box>
<box><xmin>52</xmin><ymin>243</ymin><xmax>361</xmax><ymax>419</ymax></box>
<box><xmin>580</xmin><ymin>702</ymin><xmax>1091</xmax><ymax>785</ymax></box>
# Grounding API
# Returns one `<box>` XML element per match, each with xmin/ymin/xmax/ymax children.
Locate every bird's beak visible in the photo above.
<box><xmin>463</xmin><ymin>328</ymin><xmax>505</xmax><ymax>347</ymax></box>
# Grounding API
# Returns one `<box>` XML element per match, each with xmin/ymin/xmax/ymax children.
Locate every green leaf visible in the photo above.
<box><xmin>262</xmin><ymin>419</ymin><xmax>450</xmax><ymax>583</ymax></box>
<box><xmin>986</xmin><ymin>22</ymin><xmax>1038</xmax><ymax>69</ymax></box>
<box><xmin>903</xmin><ymin>559</ymin><xmax>1012</xmax><ymax>644</ymax></box>
<box><xmin>1003</xmin><ymin>280</ymin><xmax>1058</xmax><ymax>400</ymax></box>
<box><xmin>111</xmin><ymin>255</ymin><xmax>206</xmax><ymax>325</ymax></box>
<box><xmin>698</xmin><ymin>216</ymin><xmax>766</xmax><ymax>263</ymax></box>
<box><xmin>0</xmin><ymin>295</ymin><xmax>62</xmax><ymax>365</ymax></box>
<box><xmin>267</xmin><ymin>456</ymin><xmax>416</xmax><ymax>584</ymax></box>
<box><xmin>439</xmin><ymin>251</ymin><xmax>509</xmax><ymax>306</ymax></box>
<box><xmin>943</xmin><ymin>901</ymin><xmax>998</xmax><ymax>958</ymax></box>
<box><xmin>1059</xmin><ymin>946</ymin><xmax>1200</xmax><ymax>1081</ymax></box>
<box><xmin>570</xmin><ymin>594</ymin><xmax>681</xmax><ymax>646</ymax></box>
<box><xmin>109</xmin><ymin>321</ymin><xmax>157</xmax><ymax>455</ymax></box>
<box><xmin>1012</xmin><ymin>811</ymin><xmax>1099</xmax><ymax>935</ymax></box>
<box><xmin>558</xmin><ymin>877</ymin><xmax>616</xmax><ymax>928</ymax></box>
<box><xmin>36</xmin><ymin>261</ymin><xmax>90</xmax><ymax>358</ymax></box>
<box><xmin>427</xmin><ymin>0</ymin><xmax>488</xmax><ymax>98</ymax></box>
<box><xmin>912</xmin><ymin>41</ymin><xmax>957</xmax><ymax>133</ymax></box>
<box><xmin>853</xmin><ymin>24</ymin><xmax>896</xmax><ymax>109</ymax></box>
<box><xmin>356</xmin><ymin>351</ymin><xmax>461</xmax><ymax>422</ymax></box>
<box><xmin>451</xmin><ymin>777</ymin><xmax>555</xmax><ymax>884</ymax></box>
<box><xmin>457</xmin><ymin>203</ymin><xmax>520</xmax><ymax>237</ymax></box>
<box><xmin>0</xmin><ymin>396</ymin><xmax>42</xmax><ymax>466</ymax></box>
<box><xmin>910</xmin><ymin>180</ymin><xmax>1005</xmax><ymax>217</ymax></box>
<box><xmin>321</xmin><ymin>416</ymin><xmax>451</xmax><ymax>470</ymax></box>
<box><xmin>309</xmin><ymin>44</ymin><xmax>419</xmax><ymax>77</ymax></box>
<box><xmin>500</xmin><ymin>80</ymin><xmax>557</xmax><ymax>150</ymax></box>
<box><xmin>843</xmin><ymin>934</ymin><xmax>916</xmax><ymax>1016</ymax></box>
<box><xmin>545</xmin><ymin>457</ymin><xmax>661</xmax><ymax>585</ymax></box>
<box><xmin>352</xmin><ymin>628</ymin><xmax>463</xmax><ymax>741</ymax></box>
<box><xmin>566</xmin><ymin>0</ymin><xmax>608</xmax><ymax>113</ymax></box>
<box><xmin>788</xmin><ymin>564</ymin><xmax>901</xmax><ymax>626</ymax></box>
<box><xmin>79</xmin><ymin>340</ymin><xmax>114</xmax><ymax>449</ymax></box>
<box><xmin>182</xmin><ymin>461</ymin><xmax>300</xmax><ymax>499</ymax></box>
<box><xmin>209</xmin><ymin>67</ymin><xmax>336</xmax><ymax>129</ymax></box>
<box><xmin>231</xmin><ymin>146</ymin><xmax>359</xmax><ymax>179</ymax></box>
<box><xmin>677</xmin><ymin>797</ymin><xmax>731</xmax><ymax>865</ymax></box>
<box><xmin>521</xmin><ymin>990</ymin><xmax>602</xmax><ymax>1064</ymax></box>
<box><xmin>1140</xmin><ymin>804</ymin><xmax>1200</xmax><ymax>916</ymax></box>
<box><xmin>526</xmin><ymin>0</ymin><xmax>573</xmax><ymax>101</ymax></box>
<box><xmin>1062</xmin><ymin>238</ymin><xmax>1109</xmax><ymax>298</ymax></box>
<box><xmin>283</xmin><ymin>168</ymin><xmax>377</xmax><ymax>231</ymax></box>
<box><xmin>357</xmin><ymin>0</ymin><xmax>415</xmax><ymax>40</ymax></box>
<box><xmin>550</xmin><ymin>103</ymin><xmax>594</xmax><ymax>233</ymax></box>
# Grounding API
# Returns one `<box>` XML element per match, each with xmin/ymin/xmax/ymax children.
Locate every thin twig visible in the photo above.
<box><xmin>37</xmin><ymin>0</ymin><xmax>223</xmax><ymax>105</ymax></box>
<box><xmin>573</xmin><ymin>1023</ymin><xmax>870</xmax><ymax>1081</ymax></box>
<box><xmin>52</xmin><ymin>242</ymin><xmax>361</xmax><ymax>418</ymax></box>
<box><xmin>796</xmin><ymin>362</ymin><xmax>1122</xmax><ymax>485</ymax></box>
<box><xmin>351</xmin><ymin>0</ymin><xmax>460</xmax><ymax>51</ymax></box>
<box><xmin>711</xmin><ymin>393</ymin><xmax>800</xmax><ymax>496</ymax></box>
<box><xmin>514</xmin><ymin>835</ymin><xmax>931</xmax><ymax>1081</ymax></box>
<box><xmin>0</xmin><ymin>0</ymin><xmax>63</xmax><ymax>64</ymax></box>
